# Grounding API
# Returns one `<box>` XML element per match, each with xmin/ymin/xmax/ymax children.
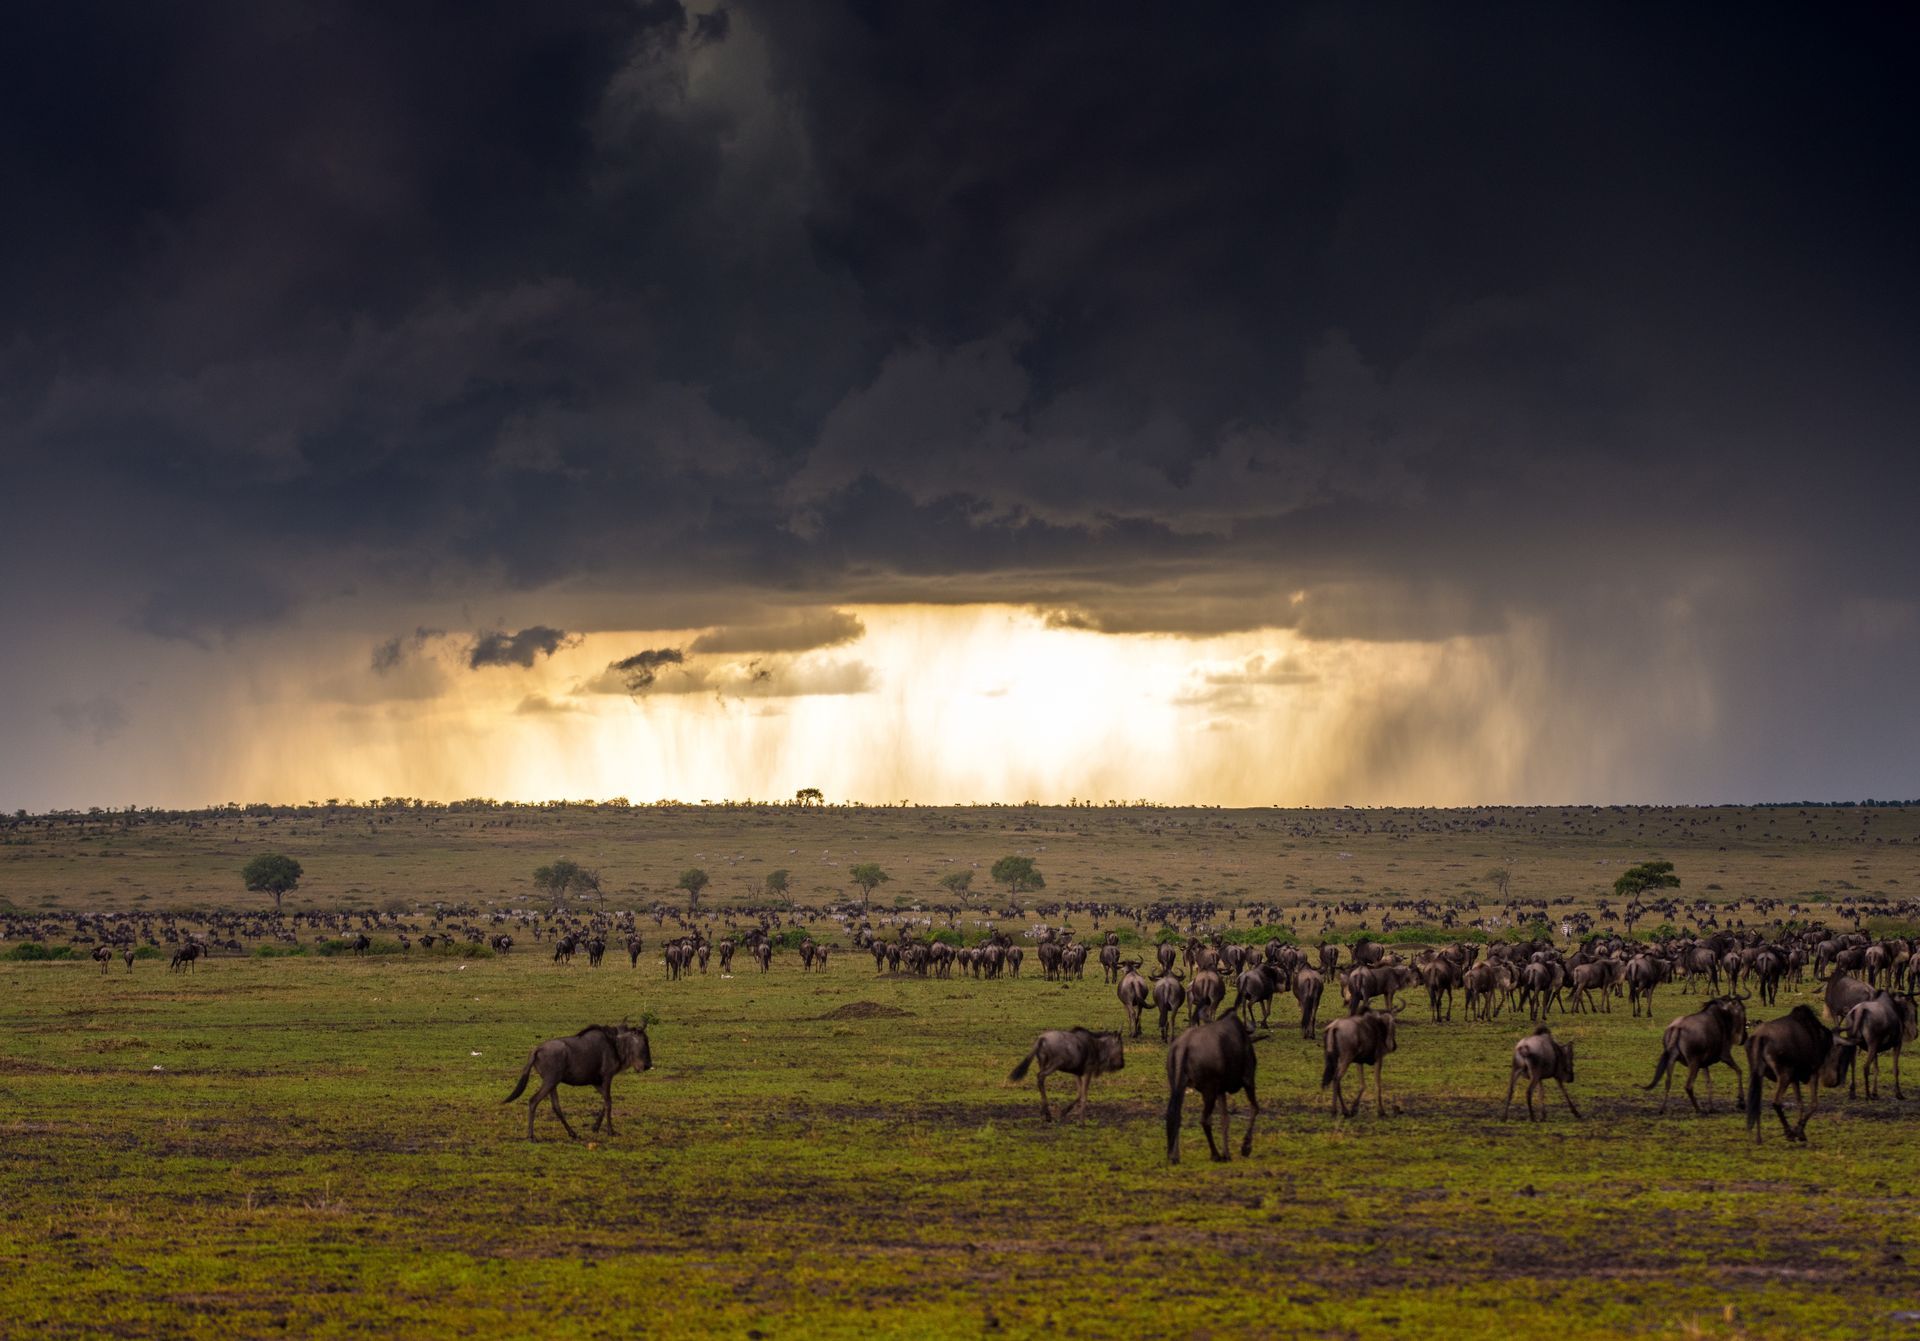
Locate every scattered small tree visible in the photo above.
<box><xmin>849</xmin><ymin>862</ymin><xmax>889</xmax><ymax>909</ymax></box>
<box><xmin>1486</xmin><ymin>866</ymin><xmax>1512</xmax><ymax>900</ymax></box>
<box><xmin>796</xmin><ymin>787</ymin><xmax>824</xmax><ymax>806</ymax></box>
<box><xmin>533</xmin><ymin>858</ymin><xmax>584</xmax><ymax>912</ymax></box>
<box><xmin>678</xmin><ymin>867</ymin><xmax>710</xmax><ymax>912</ymax></box>
<box><xmin>940</xmin><ymin>869</ymin><xmax>974</xmax><ymax>900</ymax></box>
<box><xmin>1614</xmin><ymin>860</ymin><xmax>1680</xmax><ymax>899</ymax></box>
<box><xmin>766</xmin><ymin>868</ymin><xmax>791</xmax><ymax>909</ymax></box>
<box><xmin>242</xmin><ymin>853</ymin><xmax>303</xmax><ymax>913</ymax></box>
<box><xmin>990</xmin><ymin>855</ymin><xmax>1045</xmax><ymax>899</ymax></box>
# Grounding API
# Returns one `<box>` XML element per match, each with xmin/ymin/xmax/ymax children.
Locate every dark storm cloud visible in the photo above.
<box><xmin>372</xmin><ymin>627</ymin><xmax>445</xmax><ymax>674</ymax></box>
<box><xmin>604</xmin><ymin>647</ymin><xmax>687</xmax><ymax>694</ymax></box>
<box><xmin>468</xmin><ymin>626</ymin><xmax>574</xmax><ymax>670</ymax></box>
<box><xmin>2</xmin><ymin>2</ymin><xmax>1919</xmax><ymax>793</ymax></box>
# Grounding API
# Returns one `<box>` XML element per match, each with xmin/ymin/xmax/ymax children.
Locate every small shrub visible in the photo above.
<box><xmin>2</xmin><ymin>943</ymin><xmax>78</xmax><ymax>961</ymax></box>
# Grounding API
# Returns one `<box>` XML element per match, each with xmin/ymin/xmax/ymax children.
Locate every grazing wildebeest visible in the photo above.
<box><xmin>1744</xmin><ymin>1005</ymin><xmax>1850</xmax><ymax>1144</ymax></box>
<box><xmin>169</xmin><ymin>943</ymin><xmax>202</xmax><ymax>973</ymax></box>
<box><xmin>1164</xmin><ymin>1013</ymin><xmax>1263</xmax><ymax>1164</ymax></box>
<box><xmin>1116</xmin><ymin>962</ymin><xmax>1151</xmax><ymax>1039</ymax></box>
<box><xmin>1504</xmin><ymin>1026</ymin><xmax>1579</xmax><ymax>1121</ymax></box>
<box><xmin>1839</xmin><ymin>991</ymin><xmax>1919</xmax><ymax>1100</ymax></box>
<box><xmin>1644</xmin><ymin>995</ymin><xmax>1748</xmax><ymax>1114</ymax></box>
<box><xmin>1293</xmin><ymin>967</ymin><xmax>1325</xmax><ymax>1038</ymax></box>
<box><xmin>1152</xmin><ymin>969</ymin><xmax>1187</xmax><ymax>1042</ymax></box>
<box><xmin>122</xmin><ymin>946</ymin><xmax>136</xmax><ymax>973</ymax></box>
<box><xmin>1321</xmin><ymin>1010</ymin><xmax>1397</xmax><ymax>1119</ymax></box>
<box><xmin>92</xmin><ymin>945</ymin><xmax>113</xmax><ymax>975</ymax></box>
<box><xmin>351</xmin><ymin>933</ymin><xmax>371</xmax><ymax>957</ymax></box>
<box><xmin>503</xmin><ymin>1021</ymin><xmax>654</xmax><ymax>1141</ymax></box>
<box><xmin>1008</xmin><ymin>1028</ymin><xmax>1125</xmax><ymax>1123</ymax></box>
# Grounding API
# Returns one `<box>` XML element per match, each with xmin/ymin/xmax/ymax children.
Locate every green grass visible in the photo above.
<box><xmin>2</xmin><ymin>948</ymin><xmax>1916</xmax><ymax>1338</ymax></box>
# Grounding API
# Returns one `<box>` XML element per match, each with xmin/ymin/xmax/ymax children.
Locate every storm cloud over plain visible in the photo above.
<box><xmin>2</xmin><ymin>3</ymin><xmax>1916</xmax><ymax>806</ymax></box>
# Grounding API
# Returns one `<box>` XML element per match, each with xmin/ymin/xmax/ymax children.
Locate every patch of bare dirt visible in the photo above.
<box><xmin>817</xmin><ymin>1001</ymin><xmax>914</xmax><ymax>1021</ymax></box>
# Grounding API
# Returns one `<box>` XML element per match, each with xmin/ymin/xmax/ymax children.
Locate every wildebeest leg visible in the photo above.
<box><xmin>1374</xmin><ymin>1061</ymin><xmax>1387</xmax><ymax>1117</ymax></box>
<box><xmin>1770</xmin><ymin>1077</ymin><xmax>1796</xmax><ymax>1142</ymax></box>
<box><xmin>1682</xmin><ymin>1061</ymin><xmax>1704</xmax><ymax>1114</ymax></box>
<box><xmin>527</xmin><ymin>1078</ymin><xmax>558</xmax><ymax>1141</ymax></box>
<box><xmin>1503</xmin><ymin>1065</ymin><xmax>1520</xmax><ymax>1120</ymax></box>
<box><xmin>594</xmin><ymin>1079</ymin><xmax>615</xmax><ymax>1134</ymax></box>
<box><xmin>1895</xmin><ymin>1046</ymin><xmax>1904</xmax><ymax>1101</ymax></box>
<box><xmin>549</xmin><ymin>1088</ymin><xmax>581</xmax><ymax>1140</ymax></box>
<box><xmin>1794</xmin><ymin>1078</ymin><xmax>1820</xmax><ymax>1142</ymax></box>
<box><xmin>1037</xmin><ymin>1069</ymin><xmax>1054</xmax><ymax>1123</ymax></box>
<box><xmin>1556</xmin><ymin>1078</ymin><xmax>1580</xmax><ymax>1119</ymax></box>
<box><xmin>1066</xmin><ymin>1072</ymin><xmax>1090</xmax><ymax>1120</ymax></box>
<box><xmin>1200</xmin><ymin>1094</ymin><xmax>1224</xmax><ymax>1161</ymax></box>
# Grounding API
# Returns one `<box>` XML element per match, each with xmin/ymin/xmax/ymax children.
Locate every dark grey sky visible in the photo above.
<box><xmin>2</xmin><ymin>2</ymin><xmax>1916</xmax><ymax>805</ymax></box>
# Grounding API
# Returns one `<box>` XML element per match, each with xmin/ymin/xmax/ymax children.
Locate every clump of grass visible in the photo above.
<box><xmin>1</xmin><ymin>943</ymin><xmax>77</xmax><ymax>961</ymax></box>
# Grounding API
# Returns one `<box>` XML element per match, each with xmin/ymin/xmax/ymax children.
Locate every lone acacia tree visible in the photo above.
<box><xmin>1614</xmin><ymin>860</ymin><xmax>1680</xmax><ymax>899</ymax></box>
<box><xmin>533</xmin><ymin>859</ymin><xmax>584</xmax><ymax>912</ymax></box>
<box><xmin>765</xmin><ymin>868</ymin><xmax>791</xmax><ymax>909</ymax></box>
<box><xmin>940</xmin><ymin>869</ymin><xmax>974</xmax><ymax>900</ymax></box>
<box><xmin>242</xmin><ymin>853</ymin><xmax>303</xmax><ymax>913</ymax></box>
<box><xmin>795</xmin><ymin>787</ymin><xmax>824</xmax><ymax>806</ymax></box>
<box><xmin>849</xmin><ymin>862</ymin><xmax>889</xmax><ymax>910</ymax></box>
<box><xmin>678</xmin><ymin>867</ymin><xmax>710</xmax><ymax>913</ymax></box>
<box><xmin>990</xmin><ymin>855</ymin><xmax>1045</xmax><ymax>900</ymax></box>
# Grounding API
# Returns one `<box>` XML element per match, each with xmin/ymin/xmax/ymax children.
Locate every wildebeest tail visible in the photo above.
<box><xmin>1009</xmin><ymin>1049</ymin><xmax>1036</xmax><ymax>1082</ymax></box>
<box><xmin>1744</xmin><ymin>1046</ymin><xmax>1763</xmax><ymax>1129</ymax></box>
<box><xmin>1319</xmin><ymin>1043</ymin><xmax>1338</xmax><ymax>1089</ymax></box>
<box><xmin>503</xmin><ymin>1056</ymin><xmax>535</xmax><ymax>1103</ymax></box>
<box><xmin>1641</xmin><ymin>1045</ymin><xmax>1674</xmax><ymax>1092</ymax></box>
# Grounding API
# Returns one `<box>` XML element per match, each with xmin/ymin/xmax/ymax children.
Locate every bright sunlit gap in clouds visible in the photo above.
<box><xmin>6</xmin><ymin>602</ymin><xmax>1731</xmax><ymax>811</ymax></box>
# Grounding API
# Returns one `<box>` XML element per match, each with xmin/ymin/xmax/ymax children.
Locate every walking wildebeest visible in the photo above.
<box><xmin>1116</xmin><ymin>962</ymin><xmax>1151</xmax><ymax>1039</ymax></box>
<box><xmin>1321</xmin><ymin>1010</ymin><xmax>1397</xmax><ymax>1119</ymax></box>
<box><xmin>1187</xmin><ymin>968</ymin><xmax>1225</xmax><ymax>1024</ymax></box>
<box><xmin>1824</xmin><ymin>973</ymin><xmax>1876</xmax><ymax>1024</ymax></box>
<box><xmin>1744</xmin><ymin>1005</ymin><xmax>1852</xmax><ymax>1144</ymax></box>
<box><xmin>1164</xmin><ymin>1013</ymin><xmax>1263</xmax><ymax>1163</ymax></box>
<box><xmin>169</xmin><ymin>943</ymin><xmax>202</xmax><ymax>973</ymax></box>
<box><xmin>627</xmin><ymin>934</ymin><xmax>645</xmax><ymax>968</ymax></box>
<box><xmin>92</xmin><ymin>945</ymin><xmax>113</xmax><ymax>975</ymax></box>
<box><xmin>1839</xmin><ymin>991</ymin><xmax>1919</xmax><ymax>1099</ymax></box>
<box><xmin>1008</xmin><ymin>1028</ymin><xmax>1125</xmax><ymax>1123</ymax></box>
<box><xmin>502</xmin><ymin>1021</ymin><xmax>654</xmax><ymax>1141</ymax></box>
<box><xmin>122</xmin><ymin>946</ymin><xmax>136</xmax><ymax>973</ymax></box>
<box><xmin>1504</xmin><ymin>1026</ymin><xmax>1579</xmax><ymax>1121</ymax></box>
<box><xmin>1643</xmin><ymin>994</ymin><xmax>1748</xmax><ymax>1114</ymax></box>
<box><xmin>1152</xmin><ymin>968</ymin><xmax>1187</xmax><ymax>1042</ymax></box>
<box><xmin>1293</xmin><ymin>967</ymin><xmax>1325</xmax><ymax>1038</ymax></box>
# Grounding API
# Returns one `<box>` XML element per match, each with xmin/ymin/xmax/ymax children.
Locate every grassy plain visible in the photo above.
<box><xmin>4</xmin><ymin>805</ymin><xmax>1920</xmax><ymax>1338</ymax></box>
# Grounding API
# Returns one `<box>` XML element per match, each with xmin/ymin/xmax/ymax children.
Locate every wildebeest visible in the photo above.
<box><xmin>1187</xmin><ymin>968</ymin><xmax>1225</xmax><ymax>1024</ymax></box>
<box><xmin>1744</xmin><ymin>1005</ymin><xmax>1851</xmax><ymax>1144</ymax></box>
<box><xmin>1152</xmin><ymin>968</ymin><xmax>1187</xmax><ymax>1042</ymax></box>
<box><xmin>627</xmin><ymin>934</ymin><xmax>645</xmax><ymax>968</ymax></box>
<box><xmin>1504</xmin><ymin>1026</ymin><xmax>1579</xmax><ymax>1121</ymax></box>
<box><xmin>1164</xmin><ymin>1013</ymin><xmax>1263</xmax><ymax>1163</ymax></box>
<box><xmin>1643</xmin><ymin>995</ymin><xmax>1748</xmax><ymax>1114</ymax></box>
<box><xmin>121</xmin><ymin>946</ymin><xmax>136</xmax><ymax>973</ymax></box>
<box><xmin>169</xmin><ymin>943</ymin><xmax>203</xmax><ymax>973</ymax></box>
<box><xmin>351</xmin><ymin>933</ymin><xmax>371</xmax><ymax>957</ymax></box>
<box><xmin>717</xmin><ymin>940</ymin><xmax>734</xmax><ymax>973</ymax></box>
<box><xmin>1321</xmin><ymin>1010</ymin><xmax>1397</xmax><ymax>1119</ymax></box>
<box><xmin>92</xmin><ymin>945</ymin><xmax>113</xmax><ymax>975</ymax></box>
<box><xmin>1293</xmin><ymin>967</ymin><xmax>1325</xmax><ymax>1038</ymax></box>
<box><xmin>1824</xmin><ymin>973</ymin><xmax>1876</xmax><ymax>1024</ymax></box>
<box><xmin>1008</xmin><ymin>1028</ymin><xmax>1125</xmax><ymax>1123</ymax></box>
<box><xmin>503</xmin><ymin>1021</ymin><xmax>654</xmax><ymax>1141</ymax></box>
<box><xmin>1838</xmin><ymin>991</ymin><xmax>1918</xmax><ymax>1100</ymax></box>
<box><xmin>1116</xmin><ymin>962</ymin><xmax>1151</xmax><ymax>1039</ymax></box>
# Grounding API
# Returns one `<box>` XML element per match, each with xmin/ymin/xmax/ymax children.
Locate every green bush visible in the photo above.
<box><xmin>131</xmin><ymin>945</ymin><xmax>162</xmax><ymax>959</ymax></box>
<box><xmin>254</xmin><ymin>943</ymin><xmax>310</xmax><ymax>958</ymax></box>
<box><xmin>2</xmin><ymin>943</ymin><xmax>78</xmax><ymax>961</ymax></box>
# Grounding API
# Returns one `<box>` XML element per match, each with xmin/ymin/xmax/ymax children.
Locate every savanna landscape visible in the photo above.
<box><xmin>5</xmin><ymin>801</ymin><xmax>1920</xmax><ymax>1338</ymax></box>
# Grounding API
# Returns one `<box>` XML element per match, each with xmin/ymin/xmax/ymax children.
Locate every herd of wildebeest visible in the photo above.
<box><xmin>9</xmin><ymin>902</ymin><xmax>1920</xmax><ymax>1160</ymax></box>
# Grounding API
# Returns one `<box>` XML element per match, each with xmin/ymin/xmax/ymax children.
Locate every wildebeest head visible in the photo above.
<box><xmin>1092</xmin><ymin>1031</ymin><xmax>1125</xmax><ymax>1073</ymax></box>
<box><xmin>1552</xmin><ymin>1038</ymin><xmax>1575</xmax><ymax>1082</ymax></box>
<box><xmin>619</xmin><ymin>1017</ymin><xmax>655</xmax><ymax>1072</ymax></box>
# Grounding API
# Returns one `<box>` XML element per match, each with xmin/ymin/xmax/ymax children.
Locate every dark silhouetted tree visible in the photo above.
<box><xmin>242</xmin><ymin>853</ymin><xmax>303</xmax><ymax>913</ymax></box>
<box><xmin>990</xmin><ymin>855</ymin><xmax>1045</xmax><ymax>898</ymax></box>
<box><xmin>849</xmin><ymin>862</ymin><xmax>889</xmax><ymax>909</ymax></box>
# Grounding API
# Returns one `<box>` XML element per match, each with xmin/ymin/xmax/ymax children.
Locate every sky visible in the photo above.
<box><xmin>2</xmin><ymin>2</ymin><xmax>1917</xmax><ymax>810</ymax></box>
